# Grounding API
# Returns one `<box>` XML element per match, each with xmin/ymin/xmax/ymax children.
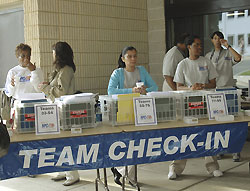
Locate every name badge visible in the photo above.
<box><xmin>199</xmin><ymin>66</ymin><xmax>208</xmax><ymax>71</ymax></box>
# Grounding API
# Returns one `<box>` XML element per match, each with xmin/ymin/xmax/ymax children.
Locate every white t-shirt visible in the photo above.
<box><xmin>162</xmin><ymin>46</ymin><xmax>185</xmax><ymax>91</ymax></box>
<box><xmin>205</xmin><ymin>49</ymin><xmax>238</xmax><ymax>87</ymax></box>
<box><xmin>174</xmin><ymin>56</ymin><xmax>218</xmax><ymax>87</ymax></box>
<box><xmin>5</xmin><ymin>65</ymin><xmax>44</xmax><ymax>99</ymax></box>
<box><xmin>124</xmin><ymin>68</ymin><xmax>140</xmax><ymax>88</ymax></box>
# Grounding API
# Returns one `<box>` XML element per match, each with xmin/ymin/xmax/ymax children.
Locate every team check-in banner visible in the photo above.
<box><xmin>0</xmin><ymin>122</ymin><xmax>248</xmax><ymax>180</ymax></box>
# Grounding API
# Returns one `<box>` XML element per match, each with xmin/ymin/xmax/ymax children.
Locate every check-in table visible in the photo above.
<box><xmin>0</xmin><ymin>116</ymin><xmax>249</xmax><ymax>190</ymax></box>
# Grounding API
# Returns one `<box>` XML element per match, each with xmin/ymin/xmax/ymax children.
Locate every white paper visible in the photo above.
<box><xmin>18</xmin><ymin>93</ymin><xmax>46</xmax><ymax>101</ymax></box>
<box><xmin>206</xmin><ymin>93</ymin><xmax>228</xmax><ymax>120</ymax></box>
<box><xmin>133</xmin><ymin>97</ymin><xmax>157</xmax><ymax>126</ymax></box>
<box><xmin>35</xmin><ymin>104</ymin><xmax>60</xmax><ymax>135</ymax></box>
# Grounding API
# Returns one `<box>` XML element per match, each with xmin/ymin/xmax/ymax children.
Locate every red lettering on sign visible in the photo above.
<box><xmin>70</xmin><ymin>110</ymin><xmax>87</xmax><ymax>118</ymax></box>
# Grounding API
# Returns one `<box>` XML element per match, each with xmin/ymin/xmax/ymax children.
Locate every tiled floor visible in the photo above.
<box><xmin>1</xmin><ymin>142</ymin><xmax>250</xmax><ymax>191</ymax></box>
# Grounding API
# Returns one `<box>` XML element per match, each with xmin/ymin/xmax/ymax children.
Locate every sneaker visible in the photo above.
<box><xmin>213</xmin><ymin>170</ymin><xmax>223</xmax><ymax>177</ymax></box>
<box><xmin>62</xmin><ymin>178</ymin><xmax>80</xmax><ymax>186</ymax></box>
<box><xmin>27</xmin><ymin>175</ymin><xmax>36</xmax><ymax>178</ymax></box>
<box><xmin>51</xmin><ymin>174</ymin><xmax>66</xmax><ymax>181</ymax></box>
<box><xmin>232</xmin><ymin>153</ymin><xmax>240</xmax><ymax>162</ymax></box>
<box><xmin>168</xmin><ymin>171</ymin><xmax>177</xmax><ymax>180</ymax></box>
<box><xmin>217</xmin><ymin>154</ymin><xmax>224</xmax><ymax>160</ymax></box>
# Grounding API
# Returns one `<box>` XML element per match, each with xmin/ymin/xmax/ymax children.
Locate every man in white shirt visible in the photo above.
<box><xmin>174</xmin><ymin>35</ymin><xmax>217</xmax><ymax>90</ymax></box>
<box><xmin>205</xmin><ymin>31</ymin><xmax>241</xmax><ymax>88</ymax></box>
<box><xmin>5</xmin><ymin>43</ymin><xmax>44</xmax><ymax>100</ymax></box>
<box><xmin>168</xmin><ymin>35</ymin><xmax>222</xmax><ymax>180</ymax></box>
<box><xmin>162</xmin><ymin>33</ymin><xmax>189</xmax><ymax>91</ymax></box>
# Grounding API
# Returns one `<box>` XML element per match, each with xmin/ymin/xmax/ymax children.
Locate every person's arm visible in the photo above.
<box><xmin>108</xmin><ymin>69</ymin><xmax>134</xmax><ymax>95</ymax></box>
<box><xmin>176</xmin><ymin>83</ymin><xmax>191</xmax><ymax>90</ymax></box>
<box><xmin>164</xmin><ymin>75</ymin><xmax>176</xmax><ymax>90</ymax></box>
<box><xmin>221</xmin><ymin>39</ymin><xmax>241</xmax><ymax>62</ymax></box>
<box><xmin>141</xmin><ymin>66</ymin><xmax>158</xmax><ymax>93</ymax></box>
<box><xmin>41</xmin><ymin>67</ymin><xmax>74</xmax><ymax>100</ymax></box>
<box><xmin>30</xmin><ymin>68</ymin><xmax>44</xmax><ymax>93</ymax></box>
<box><xmin>203</xmin><ymin>78</ymin><xmax>216</xmax><ymax>89</ymax></box>
<box><xmin>4</xmin><ymin>70</ymin><xmax>15</xmax><ymax>97</ymax></box>
<box><xmin>173</xmin><ymin>61</ymin><xmax>187</xmax><ymax>90</ymax></box>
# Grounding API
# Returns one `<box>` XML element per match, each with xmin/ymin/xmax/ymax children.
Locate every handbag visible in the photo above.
<box><xmin>0</xmin><ymin>115</ymin><xmax>10</xmax><ymax>158</ymax></box>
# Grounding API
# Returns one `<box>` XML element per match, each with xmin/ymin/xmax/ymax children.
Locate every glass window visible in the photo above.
<box><xmin>237</xmin><ymin>10</ymin><xmax>245</xmax><ymax>17</ymax></box>
<box><xmin>227</xmin><ymin>11</ymin><xmax>235</xmax><ymax>18</ymax></box>
<box><xmin>228</xmin><ymin>35</ymin><xmax>234</xmax><ymax>46</ymax></box>
<box><xmin>238</xmin><ymin>34</ymin><xmax>244</xmax><ymax>46</ymax></box>
<box><xmin>167</xmin><ymin>8</ymin><xmax>250</xmax><ymax>86</ymax></box>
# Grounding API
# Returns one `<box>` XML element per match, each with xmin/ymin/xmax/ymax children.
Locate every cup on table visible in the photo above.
<box><xmin>136</xmin><ymin>82</ymin><xmax>144</xmax><ymax>88</ymax></box>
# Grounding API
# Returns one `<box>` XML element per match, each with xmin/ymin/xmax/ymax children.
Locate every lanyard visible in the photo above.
<box><xmin>209</xmin><ymin>49</ymin><xmax>223</xmax><ymax>64</ymax></box>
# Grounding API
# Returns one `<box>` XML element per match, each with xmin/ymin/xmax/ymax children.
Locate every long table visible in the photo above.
<box><xmin>0</xmin><ymin>116</ymin><xmax>249</xmax><ymax>185</ymax></box>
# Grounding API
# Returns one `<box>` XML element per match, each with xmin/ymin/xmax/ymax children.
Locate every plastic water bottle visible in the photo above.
<box><xmin>95</xmin><ymin>102</ymin><xmax>102</xmax><ymax>126</ymax></box>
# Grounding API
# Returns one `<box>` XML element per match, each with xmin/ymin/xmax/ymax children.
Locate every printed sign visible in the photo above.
<box><xmin>248</xmin><ymin>80</ymin><xmax>250</xmax><ymax>97</ymax></box>
<box><xmin>35</xmin><ymin>104</ymin><xmax>60</xmax><ymax>135</ymax></box>
<box><xmin>189</xmin><ymin>101</ymin><xmax>204</xmax><ymax>109</ymax></box>
<box><xmin>70</xmin><ymin>110</ymin><xmax>87</xmax><ymax>118</ymax></box>
<box><xmin>133</xmin><ymin>97</ymin><xmax>157</xmax><ymax>126</ymax></box>
<box><xmin>206</xmin><ymin>93</ymin><xmax>228</xmax><ymax>120</ymax></box>
<box><xmin>0</xmin><ymin>122</ymin><xmax>247</xmax><ymax>180</ymax></box>
<box><xmin>25</xmin><ymin>114</ymin><xmax>35</xmax><ymax>121</ymax></box>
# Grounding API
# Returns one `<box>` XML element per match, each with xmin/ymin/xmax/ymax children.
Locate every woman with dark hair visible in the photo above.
<box><xmin>108</xmin><ymin>47</ymin><xmax>158</xmax><ymax>187</ymax></box>
<box><xmin>108</xmin><ymin>46</ymin><xmax>158</xmax><ymax>95</ymax></box>
<box><xmin>39</xmin><ymin>41</ymin><xmax>79</xmax><ymax>186</ymax></box>
<box><xmin>39</xmin><ymin>41</ymin><xmax>76</xmax><ymax>102</ymax></box>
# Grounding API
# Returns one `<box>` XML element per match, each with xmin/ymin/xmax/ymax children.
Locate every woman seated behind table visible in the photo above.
<box><xmin>108</xmin><ymin>46</ymin><xmax>158</xmax><ymax>95</ymax></box>
<box><xmin>107</xmin><ymin>46</ymin><xmax>158</xmax><ymax>186</ymax></box>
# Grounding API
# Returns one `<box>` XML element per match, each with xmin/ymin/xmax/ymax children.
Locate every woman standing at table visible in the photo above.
<box><xmin>39</xmin><ymin>41</ymin><xmax>79</xmax><ymax>186</ymax></box>
<box><xmin>107</xmin><ymin>46</ymin><xmax>158</xmax><ymax>186</ymax></box>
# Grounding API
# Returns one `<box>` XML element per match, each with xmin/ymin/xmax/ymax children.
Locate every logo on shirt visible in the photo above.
<box><xmin>19</xmin><ymin>76</ymin><xmax>31</xmax><ymax>82</ymax></box>
<box><xmin>199</xmin><ymin>66</ymin><xmax>208</xmax><ymax>71</ymax></box>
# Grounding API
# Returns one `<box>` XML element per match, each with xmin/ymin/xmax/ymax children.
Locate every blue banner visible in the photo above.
<box><xmin>0</xmin><ymin>122</ymin><xmax>248</xmax><ymax>180</ymax></box>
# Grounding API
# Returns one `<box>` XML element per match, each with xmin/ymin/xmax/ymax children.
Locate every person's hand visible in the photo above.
<box><xmin>192</xmin><ymin>83</ymin><xmax>204</xmax><ymax>90</ymax></box>
<box><xmin>23</xmin><ymin>58</ymin><xmax>36</xmax><ymax>71</ymax></box>
<box><xmin>11</xmin><ymin>76</ymin><xmax>15</xmax><ymax>87</ymax></box>
<box><xmin>27</xmin><ymin>62</ymin><xmax>36</xmax><ymax>71</ymax></box>
<box><xmin>38</xmin><ymin>82</ymin><xmax>49</xmax><ymax>90</ymax></box>
<box><xmin>132</xmin><ymin>87</ymin><xmax>141</xmax><ymax>93</ymax></box>
<box><xmin>220</xmin><ymin>39</ymin><xmax>229</xmax><ymax>48</ymax></box>
<box><xmin>139</xmin><ymin>85</ymin><xmax>147</xmax><ymax>95</ymax></box>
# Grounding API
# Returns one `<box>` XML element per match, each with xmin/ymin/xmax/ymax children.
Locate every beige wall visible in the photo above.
<box><xmin>147</xmin><ymin>0</ymin><xmax>166</xmax><ymax>91</ymax></box>
<box><xmin>27</xmin><ymin>0</ymin><xmax>149</xmax><ymax>94</ymax></box>
<box><xmin>0</xmin><ymin>0</ymin><xmax>22</xmax><ymax>8</ymax></box>
<box><xmin>1</xmin><ymin>0</ymin><xmax>166</xmax><ymax>94</ymax></box>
